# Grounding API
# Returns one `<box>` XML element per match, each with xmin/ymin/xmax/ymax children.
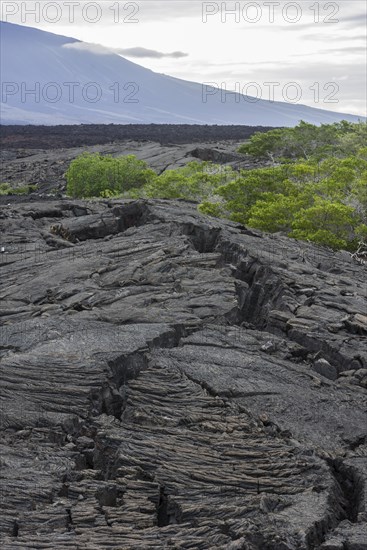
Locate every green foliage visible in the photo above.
<box><xmin>238</xmin><ymin>120</ymin><xmax>367</xmax><ymax>162</ymax></box>
<box><xmin>0</xmin><ymin>183</ymin><xmax>12</xmax><ymax>195</ymax></box>
<box><xmin>238</xmin><ymin>128</ymin><xmax>285</xmax><ymax>161</ymax></box>
<box><xmin>143</xmin><ymin>170</ymin><xmax>195</xmax><ymax>199</ymax></box>
<box><xmin>290</xmin><ymin>199</ymin><xmax>356</xmax><ymax>250</ymax></box>
<box><xmin>355</xmin><ymin>223</ymin><xmax>367</xmax><ymax>240</ymax></box>
<box><xmin>135</xmin><ymin>161</ymin><xmax>236</xmax><ymax>201</ymax></box>
<box><xmin>216</xmin><ymin>166</ymin><xmax>299</xmax><ymax>223</ymax></box>
<box><xmin>0</xmin><ymin>183</ymin><xmax>37</xmax><ymax>195</ymax></box>
<box><xmin>65</xmin><ymin>122</ymin><xmax>366</xmax><ymax>252</ymax></box>
<box><xmin>66</xmin><ymin>153</ymin><xmax>155</xmax><ymax>198</ymax></box>
<box><xmin>247</xmin><ymin>194</ymin><xmax>305</xmax><ymax>233</ymax></box>
<box><xmin>214</xmin><ymin>153</ymin><xmax>365</xmax><ymax>249</ymax></box>
<box><xmin>197</xmin><ymin>200</ymin><xmax>225</xmax><ymax>218</ymax></box>
<box><xmin>227</xmin><ymin>121</ymin><xmax>367</xmax><ymax>249</ymax></box>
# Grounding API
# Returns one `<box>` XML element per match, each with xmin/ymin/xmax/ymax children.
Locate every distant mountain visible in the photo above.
<box><xmin>0</xmin><ymin>22</ymin><xmax>364</xmax><ymax>126</ymax></box>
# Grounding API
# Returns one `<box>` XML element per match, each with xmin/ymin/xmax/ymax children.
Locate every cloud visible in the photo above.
<box><xmin>62</xmin><ymin>42</ymin><xmax>113</xmax><ymax>55</ymax></box>
<box><xmin>338</xmin><ymin>12</ymin><xmax>367</xmax><ymax>28</ymax></box>
<box><xmin>302</xmin><ymin>33</ymin><xmax>366</xmax><ymax>41</ymax></box>
<box><xmin>316</xmin><ymin>46</ymin><xmax>366</xmax><ymax>55</ymax></box>
<box><xmin>133</xmin><ymin>1</ymin><xmax>202</xmax><ymax>21</ymax></box>
<box><xmin>116</xmin><ymin>47</ymin><xmax>188</xmax><ymax>59</ymax></box>
<box><xmin>62</xmin><ymin>42</ymin><xmax>188</xmax><ymax>59</ymax></box>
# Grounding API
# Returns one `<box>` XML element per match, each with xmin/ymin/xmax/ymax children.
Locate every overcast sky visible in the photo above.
<box><xmin>1</xmin><ymin>1</ymin><xmax>366</xmax><ymax>116</ymax></box>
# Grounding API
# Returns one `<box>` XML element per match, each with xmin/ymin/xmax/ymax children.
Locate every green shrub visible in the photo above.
<box><xmin>290</xmin><ymin>199</ymin><xmax>357</xmax><ymax>250</ymax></box>
<box><xmin>247</xmin><ymin>194</ymin><xmax>306</xmax><ymax>233</ymax></box>
<box><xmin>239</xmin><ymin>120</ymin><xmax>367</xmax><ymax>162</ymax></box>
<box><xmin>66</xmin><ymin>153</ymin><xmax>156</xmax><ymax>198</ymax></box>
<box><xmin>143</xmin><ymin>162</ymin><xmax>235</xmax><ymax>200</ymax></box>
<box><xmin>198</xmin><ymin>200</ymin><xmax>226</xmax><ymax>218</ymax></box>
<box><xmin>0</xmin><ymin>183</ymin><xmax>37</xmax><ymax>195</ymax></box>
<box><xmin>0</xmin><ymin>183</ymin><xmax>12</xmax><ymax>195</ymax></box>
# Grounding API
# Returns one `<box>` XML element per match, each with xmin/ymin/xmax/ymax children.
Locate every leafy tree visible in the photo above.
<box><xmin>337</xmin><ymin>122</ymin><xmax>367</xmax><ymax>157</ymax></box>
<box><xmin>238</xmin><ymin>120</ymin><xmax>367</xmax><ymax>163</ymax></box>
<box><xmin>238</xmin><ymin>128</ymin><xmax>286</xmax><ymax>161</ymax></box>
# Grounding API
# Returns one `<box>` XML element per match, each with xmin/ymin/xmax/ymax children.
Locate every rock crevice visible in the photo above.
<box><xmin>0</xmin><ymin>199</ymin><xmax>366</xmax><ymax>549</ymax></box>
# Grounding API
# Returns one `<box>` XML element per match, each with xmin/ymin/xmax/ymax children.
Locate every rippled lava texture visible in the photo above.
<box><xmin>0</xmin><ymin>199</ymin><xmax>366</xmax><ymax>549</ymax></box>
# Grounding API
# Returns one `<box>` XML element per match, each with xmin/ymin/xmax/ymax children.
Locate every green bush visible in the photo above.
<box><xmin>0</xmin><ymin>183</ymin><xmax>12</xmax><ymax>195</ymax></box>
<box><xmin>0</xmin><ymin>183</ymin><xmax>37</xmax><ymax>195</ymax></box>
<box><xmin>140</xmin><ymin>162</ymin><xmax>235</xmax><ymax>200</ymax></box>
<box><xmin>66</xmin><ymin>153</ymin><xmax>156</xmax><ymax>198</ymax></box>
<box><xmin>238</xmin><ymin>120</ymin><xmax>367</xmax><ymax>162</ymax></box>
<box><xmin>289</xmin><ymin>199</ymin><xmax>357</xmax><ymax>250</ymax></box>
<box><xmin>212</xmin><ymin>154</ymin><xmax>366</xmax><ymax>250</ymax></box>
<box><xmin>212</xmin><ymin>121</ymin><xmax>367</xmax><ymax>250</ymax></box>
<box><xmin>198</xmin><ymin>200</ymin><xmax>226</xmax><ymax>218</ymax></box>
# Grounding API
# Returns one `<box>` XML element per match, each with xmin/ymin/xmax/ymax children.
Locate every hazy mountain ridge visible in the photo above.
<box><xmin>1</xmin><ymin>22</ymin><xmax>364</xmax><ymax>126</ymax></box>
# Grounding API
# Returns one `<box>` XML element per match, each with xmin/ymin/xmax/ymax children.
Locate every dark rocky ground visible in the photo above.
<box><xmin>0</xmin><ymin>197</ymin><xmax>366</xmax><ymax>549</ymax></box>
<box><xmin>1</xmin><ymin>125</ymin><xmax>366</xmax><ymax>548</ymax></box>
<box><xmin>1</xmin><ymin>125</ymin><xmax>273</xmax><ymax>149</ymax></box>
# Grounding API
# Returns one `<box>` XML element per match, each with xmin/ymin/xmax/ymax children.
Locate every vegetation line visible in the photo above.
<box><xmin>65</xmin><ymin>121</ymin><xmax>367</xmax><ymax>252</ymax></box>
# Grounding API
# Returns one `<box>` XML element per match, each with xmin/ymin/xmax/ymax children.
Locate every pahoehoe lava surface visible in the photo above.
<box><xmin>0</xmin><ymin>199</ymin><xmax>366</xmax><ymax>549</ymax></box>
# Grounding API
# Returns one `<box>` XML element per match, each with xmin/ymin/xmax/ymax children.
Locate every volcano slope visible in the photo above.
<box><xmin>0</xmin><ymin>199</ymin><xmax>366</xmax><ymax>550</ymax></box>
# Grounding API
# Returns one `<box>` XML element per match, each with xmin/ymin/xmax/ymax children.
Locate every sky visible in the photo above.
<box><xmin>1</xmin><ymin>0</ymin><xmax>366</xmax><ymax>116</ymax></box>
